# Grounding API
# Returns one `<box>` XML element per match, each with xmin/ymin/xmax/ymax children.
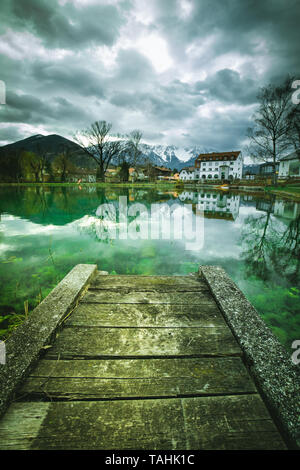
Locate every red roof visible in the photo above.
<box><xmin>196</xmin><ymin>151</ymin><xmax>241</xmax><ymax>162</ymax></box>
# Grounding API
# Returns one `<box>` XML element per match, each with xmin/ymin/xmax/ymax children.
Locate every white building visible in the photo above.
<box><xmin>194</xmin><ymin>151</ymin><xmax>243</xmax><ymax>181</ymax></box>
<box><xmin>278</xmin><ymin>151</ymin><xmax>300</xmax><ymax>178</ymax></box>
<box><xmin>179</xmin><ymin>167</ymin><xmax>195</xmax><ymax>181</ymax></box>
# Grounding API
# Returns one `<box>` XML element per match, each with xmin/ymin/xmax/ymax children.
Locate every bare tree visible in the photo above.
<box><xmin>247</xmin><ymin>77</ymin><xmax>295</xmax><ymax>185</ymax></box>
<box><xmin>117</xmin><ymin>130</ymin><xmax>144</xmax><ymax>182</ymax></box>
<box><xmin>127</xmin><ymin>130</ymin><xmax>143</xmax><ymax>167</ymax></box>
<box><xmin>74</xmin><ymin>121</ymin><xmax>123</xmax><ymax>182</ymax></box>
<box><xmin>286</xmin><ymin>105</ymin><xmax>300</xmax><ymax>151</ymax></box>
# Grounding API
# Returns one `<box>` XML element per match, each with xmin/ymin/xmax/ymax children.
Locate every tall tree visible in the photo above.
<box><xmin>247</xmin><ymin>77</ymin><xmax>295</xmax><ymax>185</ymax></box>
<box><xmin>117</xmin><ymin>130</ymin><xmax>143</xmax><ymax>182</ymax></box>
<box><xmin>286</xmin><ymin>104</ymin><xmax>300</xmax><ymax>151</ymax></box>
<box><xmin>127</xmin><ymin>130</ymin><xmax>143</xmax><ymax>167</ymax></box>
<box><xmin>52</xmin><ymin>146</ymin><xmax>76</xmax><ymax>182</ymax></box>
<box><xmin>20</xmin><ymin>151</ymin><xmax>44</xmax><ymax>182</ymax></box>
<box><xmin>74</xmin><ymin>121</ymin><xmax>123</xmax><ymax>182</ymax></box>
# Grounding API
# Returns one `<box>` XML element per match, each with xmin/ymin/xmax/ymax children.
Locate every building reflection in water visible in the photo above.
<box><xmin>178</xmin><ymin>191</ymin><xmax>240</xmax><ymax>221</ymax></box>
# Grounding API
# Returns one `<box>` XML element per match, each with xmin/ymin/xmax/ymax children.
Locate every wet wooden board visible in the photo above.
<box><xmin>19</xmin><ymin>357</ymin><xmax>256</xmax><ymax>400</ymax></box>
<box><xmin>81</xmin><ymin>290</ymin><xmax>216</xmax><ymax>304</ymax></box>
<box><xmin>0</xmin><ymin>270</ymin><xmax>288</xmax><ymax>450</ymax></box>
<box><xmin>0</xmin><ymin>395</ymin><xmax>286</xmax><ymax>450</ymax></box>
<box><xmin>66</xmin><ymin>303</ymin><xmax>226</xmax><ymax>327</ymax></box>
<box><xmin>90</xmin><ymin>275</ymin><xmax>208</xmax><ymax>291</ymax></box>
<box><xmin>45</xmin><ymin>326</ymin><xmax>241</xmax><ymax>359</ymax></box>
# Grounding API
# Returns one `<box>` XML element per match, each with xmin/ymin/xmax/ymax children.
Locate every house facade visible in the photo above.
<box><xmin>278</xmin><ymin>151</ymin><xmax>300</xmax><ymax>178</ymax></box>
<box><xmin>194</xmin><ymin>151</ymin><xmax>243</xmax><ymax>181</ymax></box>
<box><xmin>259</xmin><ymin>162</ymin><xmax>279</xmax><ymax>177</ymax></box>
<box><xmin>179</xmin><ymin>167</ymin><xmax>195</xmax><ymax>181</ymax></box>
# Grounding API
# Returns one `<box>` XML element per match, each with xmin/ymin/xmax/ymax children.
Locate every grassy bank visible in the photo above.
<box><xmin>0</xmin><ymin>181</ymin><xmax>179</xmax><ymax>189</ymax></box>
<box><xmin>266</xmin><ymin>185</ymin><xmax>300</xmax><ymax>200</ymax></box>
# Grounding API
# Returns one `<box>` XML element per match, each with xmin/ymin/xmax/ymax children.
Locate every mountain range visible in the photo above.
<box><xmin>0</xmin><ymin>134</ymin><xmax>217</xmax><ymax>170</ymax></box>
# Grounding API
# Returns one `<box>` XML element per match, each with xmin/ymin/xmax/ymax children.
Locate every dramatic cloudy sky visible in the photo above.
<box><xmin>0</xmin><ymin>0</ymin><xmax>299</xmax><ymax>153</ymax></box>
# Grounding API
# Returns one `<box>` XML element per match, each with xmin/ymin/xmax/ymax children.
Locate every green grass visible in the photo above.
<box><xmin>266</xmin><ymin>185</ymin><xmax>300</xmax><ymax>196</ymax></box>
<box><xmin>0</xmin><ymin>181</ymin><xmax>178</xmax><ymax>188</ymax></box>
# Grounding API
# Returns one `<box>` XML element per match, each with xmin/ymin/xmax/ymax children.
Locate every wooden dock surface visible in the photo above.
<box><xmin>0</xmin><ymin>272</ymin><xmax>287</xmax><ymax>450</ymax></box>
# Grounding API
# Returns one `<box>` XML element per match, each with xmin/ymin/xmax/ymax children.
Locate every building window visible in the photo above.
<box><xmin>208</xmin><ymin>174</ymin><xmax>212</xmax><ymax>179</ymax></box>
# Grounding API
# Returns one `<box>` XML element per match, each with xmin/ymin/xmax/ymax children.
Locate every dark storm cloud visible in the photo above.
<box><xmin>0</xmin><ymin>0</ymin><xmax>299</xmax><ymax>149</ymax></box>
<box><xmin>154</xmin><ymin>0</ymin><xmax>300</xmax><ymax>80</ymax></box>
<box><xmin>31</xmin><ymin>60</ymin><xmax>105</xmax><ymax>98</ymax></box>
<box><xmin>1</xmin><ymin>91</ymin><xmax>91</xmax><ymax>125</ymax></box>
<box><xmin>2</xmin><ymin>0</ymin><xmax>125</xmax><ymax>49</ymax></box>
<box><xmin>195</xmin><ymin>69</ymin><xmax>258</xmax><ymax>105</ymax></box>
<box><xmin>0</xmin><ymin>126</ymin><xmax>24</xmax><ymax>145</ymax></box>
<box><xmin>110</xmin><ymin>79</ymin><xmax>205</xmax><ymax>121</ymax></box>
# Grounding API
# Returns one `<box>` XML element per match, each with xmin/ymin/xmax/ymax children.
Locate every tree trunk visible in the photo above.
<box><xmin>97</xmin><ymin>164</ymin><xmax>105</xmax><ymax>182</ymax></box>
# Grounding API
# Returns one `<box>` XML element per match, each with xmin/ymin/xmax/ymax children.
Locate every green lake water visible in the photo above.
<box><xmin>0</xmin><ymin>185</ymin><xmax>299</xmax><ymax>351</ymax></box>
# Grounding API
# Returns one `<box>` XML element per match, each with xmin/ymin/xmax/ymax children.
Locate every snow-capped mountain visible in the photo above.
<box><xmin>139</xmin><ymin>144</ymin><xmax>216</xmax><ymax>170</ymax></box>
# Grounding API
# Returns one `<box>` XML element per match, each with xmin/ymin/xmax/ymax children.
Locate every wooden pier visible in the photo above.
<box><xmin>0</xmin><ymin>265</ymin><xmax>298</xmax><ymax>450</ymax></box>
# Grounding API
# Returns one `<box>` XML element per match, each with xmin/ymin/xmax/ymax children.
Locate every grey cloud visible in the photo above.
<box><xmin>31</xmin><ymin>61</ymin><xmax>105</xmax><ymax>98</ymax></box>
<box><xmin>153</xmin><ymin>0</ymin><xmax>300</xmax><ymax>81</ymax></box>
<box><xmin>0</xmin><ymin>126</ymin><xmax>24</xmax><ymax>145</ymax></box>
<box><xmin>1</xmin><ymin>91</ymin><xmax>91</xmax><ymax>126</ymax></box>
<box><xmin>110</xmin><ymin>79</ymin><xmax>205</xmax><ymax>121</ymax></box>
<box><xmin>2</xmin><ymin>0</ymin><xmax>124</xmax><ymax>49</ymax></box>
<box><xmin>0</xmin><ymin>0</ymin><xmax>299</xmax><ymax>150</ymax></box>
<box><xmin>196</xmin><ymin>69</ymin><xmax>258</xmax><ymax>105</ymax></box>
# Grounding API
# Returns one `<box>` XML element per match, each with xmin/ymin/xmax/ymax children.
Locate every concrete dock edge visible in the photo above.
<box><xmin>200</xmin><ymin>265</ymin><xmax>300</xmax><ymax>449</ymax></box>
<box><xmin>0</xmin><ymin>264</ymin><xmax>98</xmax><ymax>419</ymax></box>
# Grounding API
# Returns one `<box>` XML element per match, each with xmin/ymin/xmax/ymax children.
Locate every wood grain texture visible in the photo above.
<box><xmin>90</xmin><ymin>275</ymin><xmax>207</xmax><ymax>292</ymax></box>
<box><xmin>20</xmin><ymin>357</ymin><xmax>256</xmax><ymax>399</ymax></box>
<box><xmin>66</xmin><ymin>303</ymin><xmax>225</xmax><ymax>327</ymax></box>
<box><xmin>81</xmin><ymin>290</ymin><xmax>216</xmax><ymax>304</ymax></box>
<box><xmin>45</xmin><ymin>326</ymin><xmax>241</xmax><ymax>359</ymax></box>
<box><xmin>0</xmin><ymin>395</ymin><xmax>286</xmax><ymax>450</ymax></box>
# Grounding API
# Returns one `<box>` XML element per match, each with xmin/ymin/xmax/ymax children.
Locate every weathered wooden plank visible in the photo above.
<box><xmin>45</xmin><ymin>326</ymin><xmax>241</xmax><ymax>359</ymax></box>
<box><xmin>25</xmin><ymin>357</ymin><xmax>254</xmax><ymax>380</ymax></box>
<box><xmin>0</xmin><ymin>395</ymin><xmax>286</xmax><ymax>450</ymax></box>
<box><xmin>66</xmin><ymin>303</ymin><xmax>226</xmax><ymax>327</ymax></box>
<box><xmin>19</xmin><ymin>357</ymin><xmax>256</xmax><ymax>400</ymax></box>
<box><xmin>90</xmin><ymin>275</ymin><xmax>207</xmax><ymax>291</ymax></box>
<box><xmin>81</xmin><ymin>290</ymin><xmax>216</xmax><ymax>304</ymax></box>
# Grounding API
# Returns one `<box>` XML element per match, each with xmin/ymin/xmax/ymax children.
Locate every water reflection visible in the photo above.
<box><xmin>0</xmin><ymin>186</ymin><xmax>299</xmax><ymax>349</ymax></box>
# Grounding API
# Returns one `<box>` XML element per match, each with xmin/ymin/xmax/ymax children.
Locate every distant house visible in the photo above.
<box><xmin>129</xmin><ymin>167</ymin><xmax>148</xmax><ymax>181</ymax></box>
<box><xmin>179</xmin><ymin>167</ymin><xmax>195</xmax><ymax>181</ymax></box>
<box><xmin>259</xmin><ymin>162</ymin><xmax>279</xmax><ymax>177</ymax></box>
<box><xmin>152</xmin><ymin>166</ymin><xmax>172</xmax><ymax>178</ymax></box>
<box><xmin>67</xmin><ymin>169</ymin><xmax>97</xmax><ymax>183</ymax></box>
<box><xmin>244</xmin><ymin>173</ymin><xmax>256</xmax><ymax>180</ymax></box>
<box><xmin>194</xmin><ymin>151</ymin><xmax>243</xmax><ymax>181</ymax></box>
<box><xmin>278</xmin><ymin>151</ymin><xmax>300</xmax><ymax>178</ymax></box>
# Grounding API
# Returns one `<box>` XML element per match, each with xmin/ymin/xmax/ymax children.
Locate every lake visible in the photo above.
<box><xmin>0</xmin><ymin>185</ymin><xmax>299</xmax><ymax>352</ymax></box>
